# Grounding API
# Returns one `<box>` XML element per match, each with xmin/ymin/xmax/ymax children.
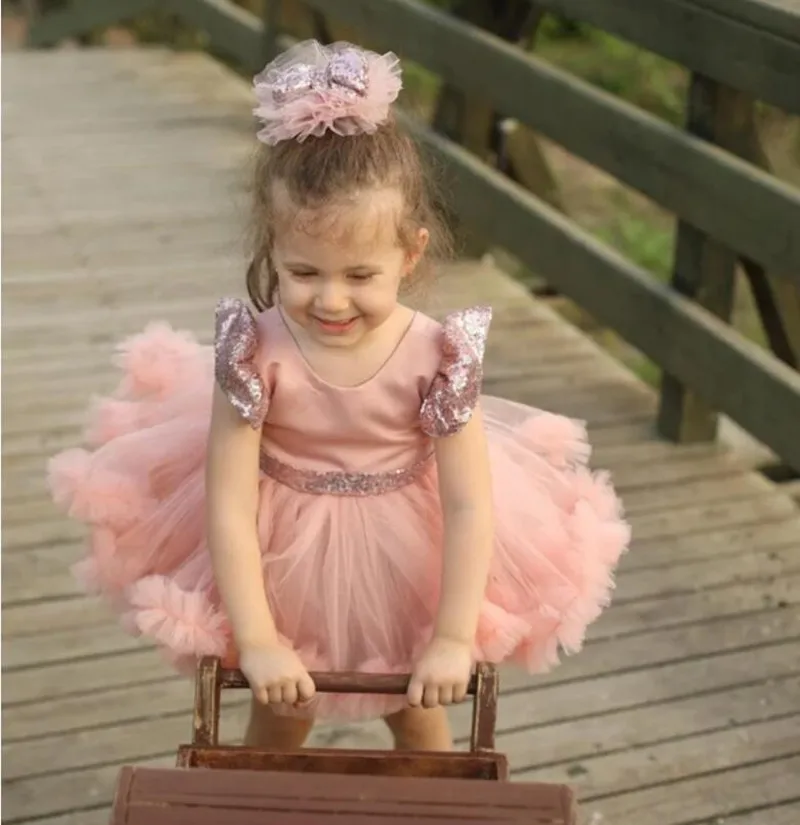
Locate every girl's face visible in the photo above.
<box><xmin>271</xmin><ymin>186</ymin><xmax>427</xmax><ymax>347</ymax></box>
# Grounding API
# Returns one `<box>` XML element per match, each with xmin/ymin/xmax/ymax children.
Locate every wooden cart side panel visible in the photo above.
<box><xmin>122</xmin><ymin>810</ymin><xmax>533</xmax><ymax>824</ymax></box>
<box><xmin>109</xmin><ymin>766</ymin><xmax>136</xmax><ymax>825</ymax></box>
<box><xmin>561</xmin><ymin>783</ymin><xmax>580</xmax><ymax>825</ymax></box>
<box><xmin>176</xmin><ymin>743</ymin><xmax>508</xmax><ymax>780</ymax></box>
<box><xmin>112</xmin><ymin>766</ymin><xmax>575</xmax><ymax>824</ymax></box>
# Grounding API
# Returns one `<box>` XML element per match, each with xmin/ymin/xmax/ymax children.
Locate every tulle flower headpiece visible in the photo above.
<box><xmin>253</xmin><ymin>39</ymin><xmax>403</xmax><ymax>145</ymax></box>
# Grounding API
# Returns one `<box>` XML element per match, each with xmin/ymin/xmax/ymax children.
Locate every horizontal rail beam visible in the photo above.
<box><xmin>537</xmin><ymin>0</ymin><xmax>800</xmax><ymax>112</ymax></box>
<box><xmin>27</xmin><ymin>0</ymin><xmax>158</xmax><ymax>46</ymax></box>
<box><xmin>683</xmin><ymin>0</ymin><xmax>800</xmax><ymax>44</ymax></box>
<box><xmin>168</xmin><ymin>0</ymin><xmax>263</xmax><ymax>72</ymax></box>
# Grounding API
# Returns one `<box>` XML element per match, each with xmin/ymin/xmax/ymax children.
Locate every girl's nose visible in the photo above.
<box><xmin>317</xmin><ymin>282</ymin><xmax>349</xmax><ymax>314</ymax></box>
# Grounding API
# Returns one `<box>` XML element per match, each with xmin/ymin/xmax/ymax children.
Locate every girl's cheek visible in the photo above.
<box><xmin>280</xmin><ymin>280</ymin><xmax>310</xmax><ymax>305</ymax></box>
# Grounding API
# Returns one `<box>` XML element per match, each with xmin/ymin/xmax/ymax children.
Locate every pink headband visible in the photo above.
<box><xmin>253</xmin><ymin>39</ymin><xmax>403</xmax><ymax>145</ymax></box>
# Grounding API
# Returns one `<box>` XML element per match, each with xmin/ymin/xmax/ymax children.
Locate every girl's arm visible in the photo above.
<box><xmin>408</xmin><ymin>403</ymin><xmax>493</xmax><ymax>708</ymax></box>
<box><xmin>205</xmin><ymin>384</ymin><xmax>279</xmax><ymax>650</ymax></box>
<box><xmin>431</xmin><ymin>402</ymin><xmax>494</xmax><ymax>646</ymax></box>
<box><xmin>207</xmin><ymin>298</ymin><xmax>314</xmax><ymax>706</ymax></box>
<box><xmin>206</xmin><ymin>383</ymin><xmax>315</xmax><ymax>706</ymax></box>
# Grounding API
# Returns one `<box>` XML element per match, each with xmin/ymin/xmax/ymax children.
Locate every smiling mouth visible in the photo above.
<box><xmin>313</xmin><ymin>316</ymin><xmax>359</xmax><ymax>333</ymax></box>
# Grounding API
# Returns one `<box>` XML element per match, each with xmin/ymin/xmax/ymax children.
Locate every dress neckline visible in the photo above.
<box><xmin>275</xmin><ymin>306</ymin><xmax>419</xmax><ymax>391</ymax></box>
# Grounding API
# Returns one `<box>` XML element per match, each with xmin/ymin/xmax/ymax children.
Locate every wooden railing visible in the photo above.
<box><xmin>27</xmin><ymin>0</ymin><xmax>800</xmax><ymax>471</ymax></box>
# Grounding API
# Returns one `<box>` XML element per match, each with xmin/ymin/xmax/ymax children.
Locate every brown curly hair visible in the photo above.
<box><xmin>245</xmin><ymin>115</ymin><xmax>454</xmax><ymax>311</ymax></box>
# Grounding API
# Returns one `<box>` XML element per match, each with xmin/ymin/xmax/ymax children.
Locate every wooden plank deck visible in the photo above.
<box><xmin>3</xmin><ymin>47</ymin><xmax>800</xmax><ymax>825</ymax></box>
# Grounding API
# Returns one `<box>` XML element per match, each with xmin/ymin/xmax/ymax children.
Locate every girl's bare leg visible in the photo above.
<box><xmin>244</xmin><ymin>698</ymin><xmax>315</xmax><ymax>750</ymax></box>
<box><xmin>383</xmin><ymin>705</ymin><xmax>453</xmax><ymax>751</ymax></box>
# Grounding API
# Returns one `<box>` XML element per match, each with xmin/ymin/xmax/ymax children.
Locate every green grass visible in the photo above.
<box><xmin>535</xmin><ymin>22</ymin><xmax>688</xmax><ymax>125</ymax></box>
<box><xmin>594</xmin><ymin>209</ymin><xmax>674</xmax><ymax>281</ymax></box>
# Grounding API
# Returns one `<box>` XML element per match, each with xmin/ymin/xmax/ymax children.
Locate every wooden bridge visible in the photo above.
<box><xmin>3</xmin><ymin>1</ymin><xmax>800</xmax><ymax>823</ymax></box>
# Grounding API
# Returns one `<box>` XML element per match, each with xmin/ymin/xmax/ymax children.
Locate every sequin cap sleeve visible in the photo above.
<box><xmin>420</xmin><ymin>306</ymin><xmax>492</xmax><ymax>437</ymax></box>
<box><xmin>214</xmin><ymin>297</ymin><xmax>270</xmax><ymax>429</ymax></box>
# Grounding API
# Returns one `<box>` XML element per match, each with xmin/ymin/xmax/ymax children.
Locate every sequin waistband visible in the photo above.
<box><xmin>259</xmin><ymin>451</ymin><xmax>434</xmax><ymax>497</ymax></box>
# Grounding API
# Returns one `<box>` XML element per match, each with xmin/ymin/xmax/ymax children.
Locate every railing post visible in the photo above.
<box><xmin>430</xmin><ymin>1</ymin><xmax>557</xmax><ymax>262</ymax></box>
<box><xmin>656</xmin><ymin>73</ymin><xmax>741</xmax><ymax>444</ymax></box>
<box><xmin>725</xmin><ymin>104</ymin><xmax>800</xmax><ymax>374</ymax></box>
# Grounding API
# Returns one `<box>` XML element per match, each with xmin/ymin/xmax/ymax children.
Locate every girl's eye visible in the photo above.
<box><xmin>290</xmin><ymin>270</ymin><xmax>316</xmax><ymax>278</ymax></box>
<box><xmin>349</xmin><ymin>272</ymin><xmax>377</xmax><ymax>282</ymax></box>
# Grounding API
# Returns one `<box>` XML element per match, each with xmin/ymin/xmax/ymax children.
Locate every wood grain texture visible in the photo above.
<box><xmin>176</xmin><ymin>744</ymin><xmax>507</xmax><ymax>780</ymax></box>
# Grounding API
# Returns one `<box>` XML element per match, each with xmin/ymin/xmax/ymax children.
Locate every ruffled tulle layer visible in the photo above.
<box><xmin>48</xmin><ymin>323</ymin><xmax>630</xmax><ymax>721</ymax></box>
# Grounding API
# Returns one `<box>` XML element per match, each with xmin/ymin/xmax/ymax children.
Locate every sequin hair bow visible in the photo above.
<box><xmin>253</xmin><ymin>39</ymin><xmax>403</xmax><ymax>145</ymax></box>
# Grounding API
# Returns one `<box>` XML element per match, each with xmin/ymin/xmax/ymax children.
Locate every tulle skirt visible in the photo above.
<box><xmin>47</xmin><ymin>322</ymin><xmax>630</xmax><ymax>720</ymax></box>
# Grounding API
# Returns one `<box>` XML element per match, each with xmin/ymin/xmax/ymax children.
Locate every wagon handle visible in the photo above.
<box><xmin>192</xmin><ymin>656</ymin><xmax>498</xmax><ymax>753</ymax></box>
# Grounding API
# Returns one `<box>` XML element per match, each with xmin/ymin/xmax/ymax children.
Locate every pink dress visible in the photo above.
<box><xmin>48</xmin><ymin>298</ymin><xmax>630</xmax><ymax>720</ymax></box>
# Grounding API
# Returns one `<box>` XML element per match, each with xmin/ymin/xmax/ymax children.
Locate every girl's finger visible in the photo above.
<box><xmin>298</xmin><ymin>672</ymin><xmax>317</xmax><ymax>701</ymax></box>
<box><xmin>406</xmin><ymin>677</ymin><xmax>424</xmax><ymax>707</ymax></box>
<box><xmin>281</xmin><ymin>681</ymin><xmax>298</xmax><ymax>706</ymax></box>
<box><xmin>439</xmin><ymin>685</ymin><xmax>454</xmax><ymax>706</ymax></box>
<box><xmin>267</xmin><ymin>684</ymin><xmax>284</xmax><ymax>704</ymax></box>
<box><xmin>422</xmin><ymin>683</ymin><xmax>440</xmax><ymax>709</ymax></box>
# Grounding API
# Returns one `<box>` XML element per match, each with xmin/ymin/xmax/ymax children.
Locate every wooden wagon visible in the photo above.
<box><xmin>109</xmin><ymin>656</ymin><xmax>577</xmax><ymax>823</ymax></box>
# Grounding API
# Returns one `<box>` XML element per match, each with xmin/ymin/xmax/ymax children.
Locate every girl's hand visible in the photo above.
<box><xmin>239</xmin><ymin>642</ymin><xmax>316</xmax><ymax>706</ymax></box>
<box><xmin>407</xmin><ymin>636</ymin><xmax>473</xmax><ymax>708</ymax></box>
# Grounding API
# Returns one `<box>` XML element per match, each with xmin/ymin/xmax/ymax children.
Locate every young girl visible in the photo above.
<box><xmin>48</xmin><ymin>40</ymin><xmax>630</xmax><ymax>752</ymax></box>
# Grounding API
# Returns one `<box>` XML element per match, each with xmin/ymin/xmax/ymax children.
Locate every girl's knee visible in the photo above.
<box><xmin>384</xmin><ymin>705</ymin><xmax>453</xmax><ymax>751</ymax></box>
<box><xmin>245</xmin><ymin>698</ymin><xmax>315</xmax><ymax>750</ymax></box>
